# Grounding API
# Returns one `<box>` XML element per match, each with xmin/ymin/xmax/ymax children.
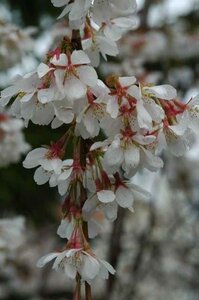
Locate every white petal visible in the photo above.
<box><xmin>107</xmin><ymin>97</ymin><xmax>119</xmax><ymax>118</ymax></box>
<box><xmin>62</xmin><ymin>159</ymin><xmax>73</xmax><ymax>166</ymax></box>
<box><xmin>0</xmin><ymin>96</ymin><xmax>11</xmax><ymax>106</ymax></box>
<box><xmin>65</xmin><ymin>77</ymin><xmax>86</xmax><ymax>99</ymax></box>
<box><xmin>64</xmin><ymin>262</ymin><xmax>77</xmax><ymax>279</ymax></box>
<box><xmin>57</xmin><ymin>3</ymin><xmax>72</xmax><ymax>19</ymax></box>
<box><xmin>141</xmin><ymin>147</ymin><xmax>164</xmax><ymax>171</ymax></box>
<box><xmin>20</xmin><ymin>92</ymin><xmax>35</xmax><ymax>103</ymax></box>
<box><xmin>97</xmin><ymin>190</ymin><xmax>115</xmax><ymax>203</ymax></box>
<box><xmin>145</xmin><ymin>85</ymin><xmax>177</xmax><ymax>100</ymax></box>
<box><xmin>59</xmin><ymin>168</ymin><xmax>73</xmax><ymax>180</ymax></box>
<box><xmin>104</xmin><ymin>144</ymin><xmax>123</xmax><ymax>167</ymax></box>
<box><xmin>103</xmin><ymin>202</ymin><xmax>118</xmax><ymax>221</ymax></box>
<box><xmin>1</xmin><ymin>85</ymin><xmax>19</xmax><ymax>98</ymax></box>
<box><xmin>54</xmin><ymin>69</ymin><xmax>65</xmax><ymax>91</ymax></box>
<box><xmin>84</xmin><ymin>111</ymin><xmax>99</xmax><ymax>137</ymax></box>
<box><xmin>23</xmin><ymin>148</ymin><xmax>46</xmax><ymax>169</ymax></box>
<box><xmin>80</xmin><ymin>254</ymin><xmax>100</xmax><ymax>280</ymax></box>
<box><xmin>119</xmin><ymin>76</ymin><xmax>136</xmax><ymax>87</ymax></box>
<box><xmin>87</xmin><ymin>220</ymin><xmax>100</xmax><ymax>239</ymax></box>
<box><xmin>99</xmin><ymin>259</ymin><xmax>115</xmax><ymax>279</ymax></box>
<box><xmin>104</xmin><ymin>24</ymin><xmax>122</xmax><ymax>41</ymax></box>
<box><xmin>51</xmin><ymin>117</ymin><xmax>63</xmax><ymax>129</ymax></box>
<box><xmin>133</xmin><ymin>134</ymin><xmax>156</xmax><ymax>145</ymax></box>
<box><xmin>115</xmin><ymin>186</ymin><xmax>134</xmax><ymax>208</ymax></box>
<box><xmin>37</xmin><ymin>63</ymin><xmax>53</xmax><ymax>78</ymax></box>
<box><xmin>128</xmin><ymin>183</ymin><xmax>151</xmax><ymax>201</ymax></box>
<box><xmin>71</xmin><ymin>50</ymin><xmax>90</xmax><ymax>65</ymax></box>
<box><xmin>124</xmin><ymin>145</ymin><xmax>140</xmax><ymax>170</ymax></box>
<box><xmin>54</xmin><ymin>105</ymin><xmax>74</xmax><ymax>123</ymax></box>
<box><xmin>51</xmin><ymin>0</ymin><xmax>68</xmax><ymax>8</ymax></box>
<box><xmin>83</xmin><ymin>196</ymin><xmax>98</xmax><ymax>214</ymax></box>
<box><xmin>37</xmin><ymin>87</ymin><xmax>54</xmax><ymax>104</ymax></box>
<box><xmin>136</xmin><ymin>101</ymin><xmax>152</xmax><ymax>130</ymax></box>
<box><xmin>57</xmin><ymin>219</ymin><xmax>74</xmax><ymax>239</ymax></box>
<box><xmin>51</xmin><ymin>53</ymin><xmax>68</xmax><ymax>66</ymax></box>
<box><xmin>32</xmin><ymin>103</ymin><xmax>54</xmax><ymax>125</ymax></box>
<box><xmin>97</xmin><ymin>36</ymin><xmax>119</xmax><ymax>57</ymax></box>
<box><xmin>37</xmin><ymin>252</ymin><xmax>59</xmax><ymax>268</ymax></box>
<box><xmin>114</xmin><ymin>17</ymin><xmax>136</xmax><ymax>28</ymax></box>
<box><xmin>90</xmin><ymin>140</ymin><xmax>110</xmax><ymax>151</ymax></box>
<box><xmin>34</xmin><ymin>167</ymin><xmax>51</xmax><ymax>185</ymax></box>
<box><xmin>58</xmin><ymin>180</ymin><xmax>70</xmax><ymax>196</ymax></box>
<box><xmin>40</xmin><ymin>158</ymin><xmax>62</xmax><ymax>173</ymax></box>
<box><xmin>77</xmin><ymin>66</ymin><xmax>98</xmax><ymax>87</ymax></box>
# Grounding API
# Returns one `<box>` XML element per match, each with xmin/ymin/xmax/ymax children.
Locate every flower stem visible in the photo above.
<box><xmin>79</xmin><ymin>138</ymin><xmax>93</xmax><ymax>300</ymax></box>
<box><xmin>73</xmin><ymin>274</ymin><xmax>81</xmax><ymax>300</ymax></box>
<box><xmin>85</xmin><ymin>282</ymin><xmax>92</xmax><ymax>300</ymax></box>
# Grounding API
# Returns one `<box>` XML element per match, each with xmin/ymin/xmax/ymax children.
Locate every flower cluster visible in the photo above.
<box><xmin>52</xmin><ymin>0</ymin><xmax>137</xmax><ymax>66</ymax></box>
<box><xmin>0</xmin><ymin>109</ymin><xmax>30</xmax><ymax>167</ymax></box>
<box><xmin>0</xmin><ymin>19</ymin><xmax>35</xmax><ymax>70</ymax></box>
<box><xmin>0</xmin><ymin>0</ymin><xmax>198</xmax><ymax>298</ymax></box>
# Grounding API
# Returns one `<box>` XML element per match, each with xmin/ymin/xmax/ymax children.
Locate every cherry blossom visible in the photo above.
<box><xmin>37</xmin><ymin>248</ymin><xmax>115</xmax><ymax>282</ymax></box>
<box><xmin>1</xmin><ymin>0</ymin><xmax>198</xmax><ymax>298</ymax></box>
<box><xmin>51</xmin><ymin>0</ymin><xmax>92</xmax><ymax>28</ymax></box>
<box><xmin>183</xmin><ymin>94</ymin><xmax>199</xmax><ymax>134</ymax></box>
<box><xmin>37</xmin><ymin>50</ymin><xmax>98</xmax><ymax>101</ymax></box>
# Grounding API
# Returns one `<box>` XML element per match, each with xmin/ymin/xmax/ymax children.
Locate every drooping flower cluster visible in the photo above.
<box><xmin>0</xmin><ymin>109</ymin><xmax>30</xmax><ymax>167</ymax></box>
<box><xmin>0</xmin><ymin>0</ymin><xmax>198</xmax><ymax>297</ymax></box>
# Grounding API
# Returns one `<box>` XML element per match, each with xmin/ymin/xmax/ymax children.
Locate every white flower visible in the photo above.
<box><xmin>92</xmin><ymin>0</ymin><xmax>137</xmax><ymax>28</ymax></box>
<box><xmin>51</xmin><ymin>0</ymin><xmax>92</xmax><ymax>28</ymax></box>
<box><xmin>75</xmin><ymin>80</ymin><xmax>108</xmax><ymax>138</ymax></box>
<box><xmin>83</xmin><ymin>34</ymin><xmax>119</xmax><ymax>67</ymax></box>
<box><xmin>102</xmin><ymin>16</ymin><xmax>137</xmax><ymax>42</ymax></box>
<box><xmin>115</xmin><ymin>181</ymin><xmax>151</xmax><ymax>208</ymax></box>
<box><xmin>0</xmin><ymin>72</ymin><xmax>39</xmax><ymax>107</ymax></box>
<box><xmin>0</xmin><ymin>72</ymin><xmax>55</xmax><ymax>126</ymax></box>
<box><xmin>23</xmin><ymin>147</ymin><xmax>63</xmax><ymax>174</ymax></box>
<box><xmin>157</xmin><ymin>123</ymin><xmax>193</xmax><ymax>157</ymax></box>
<box><xmin>24</xmin><ymin>148</ymin><xmax>74</xmax><ymax>196</ymax></box>
<box><xmin>38</xmin><ymin>50</ymin><xmax>98</xmax><ymax>101</ymax></box>
<box><xmin>183</xmin><ymin>94</ymin><xmax>199</xmax><ymax>134</ymax></box>
<box><xmin>127</xmin><ymin>85</ymin><xmax>155</xmax><ymax>130</ymax></box>
<box><xmin>57</xmin><ymin>211</ymin><xmax>103</xmax><ymax>239</ymax></box>
<box><xmin>83</xmin><ymin>193</ymin><xmax>118</xmax><ymax>222</ymax></box>
<box><xmin>106</xmin><ymin>76</ymin><xmax>137</xmax><ymax>119</ymax></box>
<box><xmin>53</xmin><ymin>159</ymin><xmax>74</xmax><ymax>195</ymax></box>
<box><xmin>102</xmin><ymin>132</ymin><xmax>161</xmax><ymax>177</ymax></box>
<box><xmin>23</xmin><ymin>147</ymin><xmax>73</xmax><ymax>194</ymax></box>
<box><xmin>37</xmin><ymin>248</ymin><xmax>115</xmax><ymax>282</ymax></box>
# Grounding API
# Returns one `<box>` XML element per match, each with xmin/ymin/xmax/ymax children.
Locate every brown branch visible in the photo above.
<box><xmin>106</xmin><ymin>207</ymin><xmax>126</xmax><ymax>298</ymax></box>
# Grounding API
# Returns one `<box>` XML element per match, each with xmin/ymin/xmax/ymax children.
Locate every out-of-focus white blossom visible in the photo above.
<box><xmin>0</xmin><ymin>110</ymin><xmax>30</xmax><ymax>167</ymax></box>
<box><xmin>0</xmin><ymin>19</ymin><xmax>35</xmax><ymax>70</ymax></box>
<box><xmin>0</xmin><ymin>217</ymin><xmax>25</xmax><ymax>265</ymax></box>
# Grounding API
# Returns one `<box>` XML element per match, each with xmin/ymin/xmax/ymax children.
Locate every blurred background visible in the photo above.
<box><xmin>0</xmin><ymin>0</ymin><xmax>199</xmax><ymax>299</ymax></box>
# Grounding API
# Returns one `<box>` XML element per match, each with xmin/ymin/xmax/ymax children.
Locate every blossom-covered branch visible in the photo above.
<box><xmin>0</xmin><ymin>0</ymin><xmax>198</xmax><ymax>299</ymax></box>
